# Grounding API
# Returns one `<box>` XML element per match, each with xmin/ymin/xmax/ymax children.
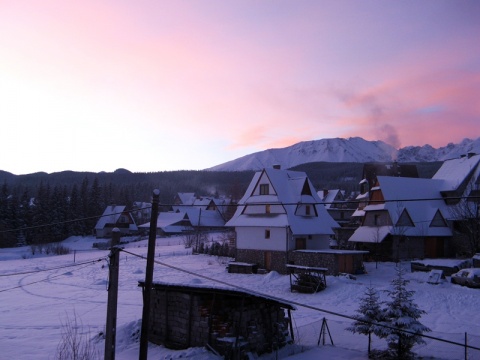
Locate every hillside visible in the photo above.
<box><xmin>209</xmin><ymin>137</ymin><xmax>480</xmax><ymax>171</ymax></box>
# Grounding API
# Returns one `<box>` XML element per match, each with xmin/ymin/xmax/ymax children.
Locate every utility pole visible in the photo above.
<box><xmin>139</xmin><ymin>189</ymin><xmax>160</xmax><ymax>360</ymax></box>
<box><xmin>104</xmin><ymin>228</ymin><xmax>121</xmax><ymax>360</ymax></box>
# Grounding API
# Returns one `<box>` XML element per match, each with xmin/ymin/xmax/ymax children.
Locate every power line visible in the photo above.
<box><xmin>119</xmin><ymin>248</ymin><xmax>480</xmax><ymax>352</ymax></box>
<box><xmin>1</xmin><ymin>195</ymin><xmax>478</xmax><ymax>235</ymax></box>
<box><xmin>0</xmin><ymin>258</ymin><xmax>103</xmax><ymax>293</ymax></box>
<box><xmin>0</xmin><ymin>257</ymin><xmax>106</xmax><ymax>277</ymax></box>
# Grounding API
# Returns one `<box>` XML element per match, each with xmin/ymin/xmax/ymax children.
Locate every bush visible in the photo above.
<box><xmin>55</xmin><ymin>312</ymin><xmax>100</xmax><ymax>360</ymax></box>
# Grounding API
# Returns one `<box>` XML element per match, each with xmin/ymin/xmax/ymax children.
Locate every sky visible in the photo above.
<box><xmin>1</xmin><ymin>0</ymin><xmax>479</xmax><ymax>175</ymax></box>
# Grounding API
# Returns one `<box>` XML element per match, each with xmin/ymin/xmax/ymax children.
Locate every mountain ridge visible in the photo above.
<box><xmin>208</xmin><ymin>136</ymin><xmax>480</xmax><ymax>171</ymax></box>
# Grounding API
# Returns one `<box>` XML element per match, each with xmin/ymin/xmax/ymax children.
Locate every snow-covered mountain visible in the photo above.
<box><xmin>208</xmin><ymin>137</ymin><xmax>480</xmax><ymax>171</ymax></box>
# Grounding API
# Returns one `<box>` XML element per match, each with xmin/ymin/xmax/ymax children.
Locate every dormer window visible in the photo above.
<box><xmin>260</xmin><ymin>184</ymin><xmax>269</xmax><ymax>195</ymax></box>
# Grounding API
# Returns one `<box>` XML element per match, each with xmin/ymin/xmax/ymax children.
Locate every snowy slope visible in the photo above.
<box><xmin>1</xmin><ymin>234</ymin><xmax>479</xmax><ymax>359</ymax></box>
<box><xmin>208</xmin><ymin>137</ymin><xmax>480</xmax><ymax>171</ymax></box>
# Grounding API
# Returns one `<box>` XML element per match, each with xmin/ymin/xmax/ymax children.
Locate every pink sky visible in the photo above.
<box><xmin>1</xmin><ymin>0</ymin><xmax>479</xmax><ymax>174</ymax></box>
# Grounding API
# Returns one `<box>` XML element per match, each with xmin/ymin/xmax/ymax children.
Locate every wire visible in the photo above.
<box><xmin>0</xmin><ymin>257</ymin><xmax>106</xmax><ymax>277</ymax></box>
<box><xmin>0</xmin><ymin>258</ymin><xmax>103</xmax><ymax>293</ymax></box>
<box><xmin>120</xmin><ymin>248</ymin><xmax>480</xmax><ymax>351</ymax></box>
<box><xmin>1</xmin><ymin>195</ymin><xmax>478</xmax><ymax>235</ymax></box>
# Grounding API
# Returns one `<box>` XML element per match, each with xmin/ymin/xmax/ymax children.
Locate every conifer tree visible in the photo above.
<box><xmin>346</xmin><ymin>285</ymin><xmax>384</xmax><ymax>354</ymax></box>
<box><xmin>378</xmin><ymin>266</ymin><xmax>431</xmax><ymax>359</ymax></box>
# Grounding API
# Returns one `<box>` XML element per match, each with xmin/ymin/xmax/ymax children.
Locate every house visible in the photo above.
<box><xmin>138</xmin><ymin>211</ymin><xmax>193</xmax><ymax>236</ymax></box>
<box><xmin>226</xmin><ymin>167</ymin><xmax>356</xmax><ymax>274</ymax></box>
<box><xmin>432</xmin><ymin>153</ymin><xmax>480</xmax><ymax>255</ymax></box>
<box><xmin>318</xmin><ymin>189</ymin><xmax>356</xmax><ymax>225</ymax></box>
<box><xmin>94</xmin><ymin>205</ymin><xmax>138</xmax><ymax>238</ymax></box>
<box><xmin>131</xmin><ymin>201</ymin><xmax>152</xmax><ymax>226</ymax></box>
<box><xmin>348</xmin><ymin>176</ymin><xmax>453</xmax><ymax>260</ymax></box>
<box><xmin>318</xmin><ymin>189</ymin><xmax>358</xmax><ymax>248</ymax></box>
<box><xmin>139</xmin><ymin>193</ymin><xmax>229</xmax><ymax>236</ymax></box>
<box><xmin>360</xmin><ymin>162</ymin><xmax>419</xmax><ymax>195</ymax></box>
<box><xmin>139</xmin><ymin>282</ymin><xmax>295</xmax><ymax>356</ymax></box>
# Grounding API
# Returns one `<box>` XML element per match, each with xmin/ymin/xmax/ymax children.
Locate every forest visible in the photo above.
<box><xmin>0</xmin><ymin>162</ymin><xmax>441</xmax><ymax>247</ymax></box>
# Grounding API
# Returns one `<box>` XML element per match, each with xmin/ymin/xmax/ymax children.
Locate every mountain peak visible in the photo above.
<box><xmin>208</xmin><ymin>137</ymin><xmax>480</xmax><ymax>171</ymax></box>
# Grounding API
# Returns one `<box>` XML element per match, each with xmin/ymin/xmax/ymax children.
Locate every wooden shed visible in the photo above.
<box><xmin>138</xmin><ymin>282</ymin><xmax>295</xmax><ymax>357</ymax></box>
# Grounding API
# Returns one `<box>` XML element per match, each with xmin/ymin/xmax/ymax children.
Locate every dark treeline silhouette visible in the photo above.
<box><xmin>0</xmin><ymin>162</ymin><xmax>441</xmax><ymax>247</ymax></box>
<box><xmin>0</xmin><ymin>170</ymin><xmax>255</xmax><ymax>247</ymax></box>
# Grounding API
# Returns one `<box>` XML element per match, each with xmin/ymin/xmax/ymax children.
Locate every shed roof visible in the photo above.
<box><xmin>139</xmin><ymin>281</ymin><xmax>296</xmax><ymax>310</ymax></box>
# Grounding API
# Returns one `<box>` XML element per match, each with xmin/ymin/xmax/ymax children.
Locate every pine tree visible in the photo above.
<box><xmin>346</xmin><ymin>285</ymin><xmax>384</xmax><ymax>354</ymax></box>
<box><xmin>378</xmin><ymin>266</ymin><xmax>431</xmax><ymax>359</ymax></box>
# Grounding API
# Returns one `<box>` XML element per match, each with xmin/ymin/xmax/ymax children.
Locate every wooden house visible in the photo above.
<box><xmin>94</xmin><ymin>205</ymin><xmax>138</xmax><ymax>238</ymax></box>
<box><xmin>349</xmin><ymin>176</ymin><xmax>453</xmax><ymax>260</ymax></box>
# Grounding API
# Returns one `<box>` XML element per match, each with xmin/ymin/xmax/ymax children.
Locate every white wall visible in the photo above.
<box><xmin>236</xmin><ymin>227</ymin><xmax>288</xmax><ymax>251</ymax></box>
<box><xmin>305</xmin><ymin>235</ymin><xmax>331</xmax><ymax>250</ymax></box>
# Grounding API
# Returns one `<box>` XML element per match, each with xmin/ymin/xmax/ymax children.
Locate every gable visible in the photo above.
<box><xmin>301</xmin><ymin>179</ymin><xmax>312</xmax><ymax>196</ymax></box>
<box><xmin>251</xmin><ymin>170</ymin><xmax>277</xmax><ymax>196</ymax></box>
<box><xmin>396</xmin><ymin>209</ymin><xmax>414</xmax><ymax>227</ymax></box>
<box><xmin>430</xmin><ymin>210</ymin><xmax>448</xmax><ymax>227</ymax></box>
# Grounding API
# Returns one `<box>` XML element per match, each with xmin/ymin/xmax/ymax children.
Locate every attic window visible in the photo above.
<box><xmin>301</xmin><ymin>179</ymin><xmax>312</xmax><ymax>196</ymax></box>
<box><xmin>430</xmin><ymin>210</ymin><xmax>447</xmax><ymax>227</ymax></box>
<box><xmin>396</xmin><ymin>209</ymin><xmax>414</xmax><ymax>227</ymax></box>
<box><xmin>260</xmin><ymin>184</ymin><xmax>269</xmax><ymax>195</ymax></box>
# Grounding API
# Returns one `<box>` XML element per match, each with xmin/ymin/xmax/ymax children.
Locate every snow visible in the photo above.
<box><xmin>1</xmin><ymin>234</ymin><xmax>480</xmax><ymax>359</ymax></box>
<box><xmin>208</xmin><ymin>137</ymin><xmax>480</xmax><ymax>171</ymax></box>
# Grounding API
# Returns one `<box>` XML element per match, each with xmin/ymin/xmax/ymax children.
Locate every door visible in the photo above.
<box><xmin>338</xmin><ymin>254</ymin><xmax>354</xmax><ymax>274</ymax></box>
<box><xmin>264</xmin><ymin>251</ymin><xmax>272</xmax><ymax>270</ymax></box>
<box><xmin>425</xmin><ymin>237</ymin><xmax>444</xmax><ymax>258</ymax></box>
<box><xmin>295</xmin><ymin>238</ymin><xmax>306</xmax><ymax>250</ymax></box>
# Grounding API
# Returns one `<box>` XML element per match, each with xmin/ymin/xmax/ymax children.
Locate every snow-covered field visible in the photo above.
<box><xmin>1</xmin><ymin>234</ymin><xmax>479</xmax><ymax>360</ymax></box>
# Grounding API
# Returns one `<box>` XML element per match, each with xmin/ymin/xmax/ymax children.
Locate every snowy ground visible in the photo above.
<box><xmin>1</xmin><ymin>234</ymin><xmax>479</xmax><ymax>360</ymax></box>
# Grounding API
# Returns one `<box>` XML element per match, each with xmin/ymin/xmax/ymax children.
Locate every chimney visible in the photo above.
<box><xmin>273</xmin><ymin>164</ymin><xmax>281</xmax><ymax>170</ymax></box>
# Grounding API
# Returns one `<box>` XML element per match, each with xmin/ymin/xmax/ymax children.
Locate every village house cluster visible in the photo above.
<box><xmin>92</xmin><ymin>154</ymin><xmax>480</xmax><ymax>357</ymax></box>
<box><xmin>94</xmin><ymin>154</ymin><xmax>480</xmax><ymax>277</ymax></box>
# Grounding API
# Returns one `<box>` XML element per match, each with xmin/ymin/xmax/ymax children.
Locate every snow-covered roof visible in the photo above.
<box><xmin>433</xmin><ymin>154</ymin><xmax>480</xmax><ymax>191</ymax></box>
<box><xmin>139</xmin><ymin>211</ymin><xmax>193</xmax><ymax>233</ymax></box>
<box><xmin>95</xmin><ymin>205</ymin><xmax>128</xmax><ymax>230</ymax></box>
<box><xmin>349</xmin><ymin>225</ymin><xmax>391</xmax><ymax>243</ymax></box>
<box><xmin>376</xmin><ymin>176</ymin><xmax>451</xmax><ymax>225</ymax></box>
<box><xmin>349</xmin><ymin>176</ymin><xmax>453</xmax><ymax>241</ymax></box>
<box><xmin>227</xmin><ymin>168</ymin><xmax>338</xmax><ymax>235</ymax></box>
<box><xmin>318</xmin><ymin>189</ymin><xmax>342</xmax><ymax>209</ymax></box>
<box><xmin>176</xmin><ymin>192</ymin><xmax>197</xmax><ymax>205</ymax></box>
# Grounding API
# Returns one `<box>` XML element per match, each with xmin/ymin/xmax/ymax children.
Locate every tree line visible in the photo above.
<box><xmin>0</xmin><ymin>170</ymin><xmax>255</xmax><ymax>247</ymax></box>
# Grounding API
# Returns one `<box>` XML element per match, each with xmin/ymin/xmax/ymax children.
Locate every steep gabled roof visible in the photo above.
<box><xmin>433</xmin><ymin>154</ymin><xmax>480</xmax><ymax>191</ymax></box>
<box><xmin>368</xmin><ymin>176</ymin><xmax>451</xmax><ymax>237</ymax></box>
<box><xmin>95</xmin><ymin>205</ymin><xmax>127</xmax><ymax>230</ymax></box>
<box><xmin>226</xmin><ymin>168</ymin><xmax>338</xmax><ymax>235</ymax></box>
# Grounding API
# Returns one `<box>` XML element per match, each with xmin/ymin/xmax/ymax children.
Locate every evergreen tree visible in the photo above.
<box><xmin>346</xmin><ymin>285</ymin><xmax>384</xmax><ymax>354</ymax></box>
<box><xmin>68</xmin><ymin>184</ymin><xmax>82</xmax><ymax>235</ymax></box>
<box><xmin>378</xmin><ymin>266</ymin><xmax>431</xmax><ymax>359</ymax></box>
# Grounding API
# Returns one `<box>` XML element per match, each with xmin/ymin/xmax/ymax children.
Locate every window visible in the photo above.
<box><xmin>374</xmin><ymin>214</ymin><xmax>380</xmax><ymax>226</ymax></box>
<box><xmin>259</xmin><ymin>184</ymin><xmax>269</xmax><ymax>195</ymax></box>
<box><xmin>305</xmin><ymin>205</ymin><xmax>311</xmax><ymax>215</ymax></box>
<box><xmin>265</xmin><ymin>229</ymin><xmax>270</xmax><ymax>239</ymax></box>
<box><xmin>265</xmin><ymin>204</ymin><xmax>271</xmax><ymax>214</ymax></box>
